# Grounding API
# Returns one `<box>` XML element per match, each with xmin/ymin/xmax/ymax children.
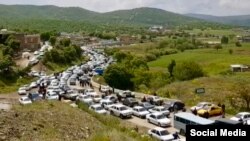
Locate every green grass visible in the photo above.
<box><xmin>186</xmin><ymin>29</ymin><xmax>247</xmax><ymax>36</ymax></box>
<box><xmin>148</xmin><ymin>44</ymin><xmax>250</xmax><ymax>75</ymax></box>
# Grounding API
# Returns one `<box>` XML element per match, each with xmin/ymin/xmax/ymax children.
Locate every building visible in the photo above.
<box><xmin>242</xmin><ymin>36</ymin><xmax>250</xmax><ymax>43</ymax></box>
<box><xmin>230</xmin><ymin>64</ymin><xmax>250</xmax><ymax>72</ymax></box>
<box><xmin>149</xmin><ymin>25</ymin><xmax>163</xmax><ymax>33</ymax></box>
<box><xmin>118</xmin><ymin>35</ymin><xmax>137</xmax><ymax>45</ymax></box>
<box><xmin>16</xmin><ymin>34</ymin><xmax>41</xmax><ymax>51</ymax></box>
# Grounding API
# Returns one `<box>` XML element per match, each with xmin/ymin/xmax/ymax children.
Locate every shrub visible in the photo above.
<box><xmin>174</xmin><ymin>61</ymin><xmax>204</xmax><ymax>81</ymax></box>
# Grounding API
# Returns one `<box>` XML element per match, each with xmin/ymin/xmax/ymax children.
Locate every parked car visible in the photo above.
<box><xmin>69</xmin><ymin>78</ymin><xmax>77</xmax><ymax>85</ymax></box>
<box><xmin>29</xmin><ymin>82</ymin><xmax>38</xmax><ymax>89</ymax></box>
<box><xmin>197</xmin><ymin>105</ymin><xmax>223</xmax><ymax>118</ymax></box>
<box><xmin>46</xmin><ymin>91</ymin><xmax>59</xmax><ymax>100</ymax></box>
<box><xmin>139</xmin><ymin>102</ymin><xmax>155</xmax><ymax>110</ymax></box>
<box><xmin>117</xmin><ymin>90</ymin><xmax>135</xmax><ymax>98</ymax></box>
<box><xmin>101</xmin><ymin>95</ymin><xmax>118</xmax><ymax>103</ymax></box>
<box><xmin>90</xmin><ymin>93</ymin><xmax>102</xmax><ymax>103</ymax></box>
<box><xmin>148</xmin><ymin>127</ymin><xmax>175</xmax><ymax>141</ymax></box>
<box><xmin>146</xmin><ymin>96</ymin><xmax>163</xmax><ymax>106</ymax></box>
<box><xmin>18</xmin><ymin>87</ymin><xmax>27</xmax><ymax>95</ymax></box>
<box><xmin>100</xmin><ymin>85</ymin><xmax>111</xmax><ymax>93</ymax></box>
<box><xmin>28</xmin><ymin>93</ymin><xmax>43</xmax><ymax>101</ymax></box>
<box><xmin>214</xmin><ymin>118</ymin><xmax>243</xmax><ymax>125</ymax></box>
<box><xmin>76</xmin><ymin>94</ymin><xmax>93</xmax><ymax>104</ymax></box>
<box><xmin>149</xmin><ymin>106</ymin><xmax>170</xmax><ymax>117</ymax></box>
<box><xmin>19</xmin><ymin>96</ymin><xmax>32</xmax><ymax>105</ymax></box>
<box><xmin>89</xmin><ymin>104</ymin><xmax>107</xmax><ymax>114</ymax></box>
<box><xmin>190</xmin><ymin>102</ymin><xmax>212</xmax><ymax>113</ymax></box>
<box><xmin>146</xmin><ymin>113</ymin><xmax>171</xmax><ymax>127</ymax></box>
<box><xmin>122</xmin><ymin>97</ymin><xmax>139</xmax><ymax>107</ymax></box>
<box><xmin>100</xmin><ymin>100</ymin><xmax>114</xmax><ymax>110</ymax></box>
<box><xmin>230</xmin><ymin>112</ymin><xmax>250</xmax><ymax>123</ymax></box>
<box><xmin>163</xmin><ymin>100</ymin><xmax>185</xmax><ymax>112</ymax></box>
<box><xmin>132</xmin><ymin>106</ymin><xmax>150</xmax><ymax>118</ymax></box>
<box><xmin>62</xmin><ymin>91</ymin><xmax>79</xmax><ymax>101</ymax></box>
<box><xmin>109</xmin><ymin>104</ymin><xmax>133</xmax><ymax>119</ymax></box>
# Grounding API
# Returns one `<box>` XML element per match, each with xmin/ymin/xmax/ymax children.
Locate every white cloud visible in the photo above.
<box><xmin>0</xmin><ymin>0</ymin><xmax>250</xmax><ymax>16</ymax></box>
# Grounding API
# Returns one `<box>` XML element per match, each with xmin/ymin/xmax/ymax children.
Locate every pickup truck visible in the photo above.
<box><xmin>109</xmin><ymin>104</ymin><xmax>132</xmax><ymax>119</ymax></box>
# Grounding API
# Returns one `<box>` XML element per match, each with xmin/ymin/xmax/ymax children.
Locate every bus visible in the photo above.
<box><xmin>174</xmin><ymin>112</ymin><xmax>215</xmax><ymax>135</ymax></box>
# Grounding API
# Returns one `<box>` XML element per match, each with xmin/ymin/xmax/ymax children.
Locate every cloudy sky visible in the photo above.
<box><xmin>0</xmin><ymin>0</ymin><xmax>250</xmax><ymax>16</ymax></box>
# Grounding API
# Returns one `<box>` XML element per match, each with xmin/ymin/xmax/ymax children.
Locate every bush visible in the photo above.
<box><xmin>174</xmin><ymin>61</ymin><xmax>204</xmax><ymax>81</ymax></box>
<box><xmin>235</xmin><ymin>41</ymin><xmax>242</xmax><ymax>47</ymax></box>
<box><xmin>144</xmin><ymin>53</ymin><xmax>157</xmax><ymax>62</ymax></box>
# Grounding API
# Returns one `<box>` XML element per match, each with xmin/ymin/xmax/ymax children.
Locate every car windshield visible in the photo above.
<box><xmin>129</xmin><ymin>98</ymin><xmax>136</xmax><ymax>102</ymax></box>
<box><xmin>235</xmin><ymin>114</ymin><xmax>242</xmax><ymax>118</ymax></box>
<box><xmin>160</xmin><ymin>130</ymin><xmax>169</xmax><ymax>136</ymax></box>
<box><xmin>19</xmin><ymin>87</ymin><xmax>26</xmax><ymax>90</ymax></box>
<box><xmin>23</xmin><ymin>98</ymin><xmax>30</xmax><ymax>101</ymax></box>
<box><xmin>96</xmin><ymin>107</ymin><xmax>103</xmax><ymax>111</ymax></box>
<box><xmin>156</xmin><ymin>115</ymin><xmax>166</xmax><ymax>119</ymax></box>
<box><xmin>87</xmin><ymin>89</ymin><xmax>94</xmax><ymax>93</ymax></box>
<box><xmin>120</xmin><ymin>107</ymin><xmax>127</xmax><ymax>111</ymax></box>
<box><xmin>144</xmin><ymin>102</ymin><xmax>152</xmax><ymax>106</ymax></box>
<box><xmin>197</xmin><ymin>103</ymin><xmax>206</xmax><ymax>107</ymax></box>
<box><xmin>107</xmin><ymin>102</ymin><xmax>113</xmax><ymax>105</ymax></box>
<box><xmin>84</xmin><ymin>95</ymin><xmax>91</xmax><ymax>98</ymax></box>
<box><xmin>138</xmin><ymin>108</ymin><xmax>146</xmax><ymax>112</ymax></box>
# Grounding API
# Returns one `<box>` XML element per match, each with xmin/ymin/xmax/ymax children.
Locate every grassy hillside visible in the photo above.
<box><xmin>186</xmin><ymin>13</ymin><xmax>250</xmax><ymax>27</ymax></box>
<box><xmin>0</xmin><ymin>101</ymin><xmax>153</xmax><ymax>141</ymax></box>
<box><xmin>148</xmin><ymin>45</ymin><xmax>250</xmax><ymax>75</ymax></box>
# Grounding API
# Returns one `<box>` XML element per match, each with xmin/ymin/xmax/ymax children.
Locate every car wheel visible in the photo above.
<box><xmin>169</xmin><ymin>107</ymin><xmax>174</xmax><ymax>112</ymax></box>
<box><xmin>147</xmin><ymin>119</ymin><xmax>150</xmax><ymax>123</ymax></box>
<box><xmin>110</xmin><ymin>111</ymin><xmax>114</xmax><ymax>115</ymax></box>
<box><xmin>120</xmin><ymin>114</ymin><xmax>124</xmax><ymax>119</ymax></box>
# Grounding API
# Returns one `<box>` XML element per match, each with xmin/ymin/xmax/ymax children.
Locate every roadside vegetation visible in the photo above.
<box><xmin>102</xmin><ymin>30</ymin><xmax>250</xmax><ymax>114</ymax></box>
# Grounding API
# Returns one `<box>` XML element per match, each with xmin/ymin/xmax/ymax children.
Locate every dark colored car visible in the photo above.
<box><xmin>139</xmin><ymin>102</ymin><xmax>155</xmax><ymax>110</ymax></box>
<box><xmin>214</xmin><ymin>118</ymin><xmax>243</xmax><ymax>125</ymax></box>
<box><xmin>122</xmin><ymin>98</ymin><xmax>139</xmax><ymax>107</ymax></box>
<box><xmin>163</xmin><ymin>100</ymin><xmax>185</xmax><ymax>112</ymax></box>
<box><xmin>28</xmin><ymin>93</ymin><xmax>43</xmax><ymax>102</ymax></box>
<box><xmin>69</xmin><ymin>78</ymin><xmax>76</xmax><ymax>85</ymax></box>
<box><xmin>62</xmin><ymin>91</ymin><xmax>79</xmax><ymax>101</ymax></box>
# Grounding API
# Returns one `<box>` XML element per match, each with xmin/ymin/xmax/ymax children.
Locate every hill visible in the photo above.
<box><xmin>0</xmin><ymin>5</ymin><xmax>228</xmax><ymax>32</ymax></box>
<box><xmin>186</xmin><ymin>13</ymin><xmax>250</xmax><ymax>27</ymax></box>
<box><xmin>0</xmin><ymin>101</ymin><xmax>152</xmax><ymax>141</ymax></box>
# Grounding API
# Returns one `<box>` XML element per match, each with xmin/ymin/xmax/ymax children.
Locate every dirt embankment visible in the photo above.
<box><xmin>0</xmin><ymin>102</ymin><xmax>104</xmax><ymax>141</ymax></box>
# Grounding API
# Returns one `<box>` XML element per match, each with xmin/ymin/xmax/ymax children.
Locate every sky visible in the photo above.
<box><xmin>0</xmin><ymin>0</ymin><xmax>250</xmax><ymax>16</ymax></box>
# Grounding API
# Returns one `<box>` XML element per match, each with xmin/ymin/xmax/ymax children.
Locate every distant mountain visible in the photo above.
<box><xmin>0</xmin><ymin>4</ymin><xmax>229</xmax><ymax>32</ymax></box>
<box><xmin>186</xmin><ymin>13</ymin><xmax>250</xmax><ymax>27</ymax></box>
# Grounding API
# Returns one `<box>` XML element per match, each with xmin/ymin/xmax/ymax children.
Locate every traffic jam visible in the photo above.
<box><xmin>17</xmin><ymin>46</ymin><xmax>250</xmax><ymax>141</ymax></box>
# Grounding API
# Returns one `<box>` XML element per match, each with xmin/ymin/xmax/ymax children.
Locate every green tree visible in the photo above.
<box><xmin>103</xmin><ymin>64</ymin><xmax>133</xmax><ymax>90</ymax></box>
<box><xmin>60</xmin><ymin>38</ymin><xmax>71</xmax><ymax>47</ymax></box>
<box><xmin>40</xmin><ymin>32</ymin><xmax>51</xmax><ymax>42</ymax></box>
<box><xmin>114</xmin><ymin>52</ymin><xmax>128</xmax><ymax>62</ymax></box>
<box><xmin>214</xmin><ymin>44</ymin><xmax>222</xmax><ymax>51</ymax></box>
<box><xmin>49</xmin><ymin>36</ymin><xmax>57</xmax><ymax>46</ymax></box>
<box><xmin>173</xmin><ymin>61</ymin><xmax>204</xmax><ymax>81</ymax></box>
<box><xmin>235</xmin><ymin>41</ymin><xmax>242</xmax><ymax>47</ymax></box>
<box><xmin>168</xmin><ymin>59</ymin><xmax>176</xmax><ymax>77</ymax></box>
<box><xmin>221</xmin><ymin>36</ymin><xmax>229</xmax><ymax>44</ymax></box>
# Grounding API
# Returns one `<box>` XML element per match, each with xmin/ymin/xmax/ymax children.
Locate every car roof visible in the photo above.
<box><xmin>154</xmin><ymin>106</ymin><xmax>165</xmax><ymax>109</ymax></box>
<box><xmin>152</xmin><ymin>127</ymin><xmax>166</xmax><ymax>131</ymax></box>
<box><xmin>151</xmin><ymin>112</ymin><xmax>163</xmax><ymax>116</ymax></box>
<box><xmin>133</xmin><ymin>106</ymin><xmax>143</xmax><ymax>109</ymax></box>
<box><xmin>114</xmin><ymin>104</ymin><xmax>125</xmax><ymax>108</ymax></box>
<box><xmin>237</xmin><ymin>112</ymin><xmax>250</xmax><ymax>115</ymax></box>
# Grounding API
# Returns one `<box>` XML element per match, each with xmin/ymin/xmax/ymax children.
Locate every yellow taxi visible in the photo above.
<box><xmin>197</xmin><ymin>105</ymin><xmax>223</xmax><ymax>118</ymax></box>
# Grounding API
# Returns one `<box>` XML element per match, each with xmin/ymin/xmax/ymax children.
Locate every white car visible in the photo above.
<box><xmin>46</xmin><ymin>92</ymin><xmax>59</xmax><ymax>100</ymax></box>
<box><xmin>76</xmin><ymin>94</ymin><xmax>93</xmax><ymax>104</ymax></box>
<box><xmin>18</xmin><ymin>87</ymin><xmax>27</xmax><ymax>95</ymax></box>
<box><xmin>190</xmin><ymin>102</ymin><xmax>212</xmax><ymax>112</ymax></box>
<box><xmin>34</xmin><ymin>51</ymin><xmax>39</xmax><ymax>55</ymax></box>
<box><xmin>149</xmin><ymin>106</ymin><xmax>170</xmax><ymax>117</ymax></box>
<box><xmin>109</xmin><ymin>104</ymin><xmax>133</xmax><ymax>119</ymax></box>
<box><xmin>29</xmin><ymin>82</ymin><xmax>38</xmax><ymax>89</ymax></box>
<box><xmin>148</xmin><ymin>127</ymin><xmax>174</xmax><ymax>141</ymax></box>
<box><xmin>19</xmin><ymin>96</ymin><xmax>32</xmax><ymax>105</ymax></box>
<box><xmin>146</xmin><ymin>113</ymin><xmax>171</xmax><ymax>127</ymax></box>
<box><xmin>85</xmin><ymin>89</ymin><xmax>96</xmax><ymax>95</ymax></box>
<box><xmin>90</xmin><ymin>93</ymin><xmax>102</xmax><ymax>103</ymax></box>
<box><xmin>132</xmin><ymin>106</ymin><xmax>150</xmax><ymax>118</ymax></box>
<box><xmin>89</xmin><ymin>104</ymin><xmax>107</xmax><ymax>114</ymax></box>
<box><xmin>101</xmin><ymin>85</ymin><xmax>111</xmax><ymax>93</ymax></box>
<box><xmin>230</xmin><ymin>112</ymin><xmax>250</xmax><ymax>123</ymax></box>
<box><xmin>100</xmin><ymin>100</ymin><xmax>114</xmax><ymax>110</ymax></box>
